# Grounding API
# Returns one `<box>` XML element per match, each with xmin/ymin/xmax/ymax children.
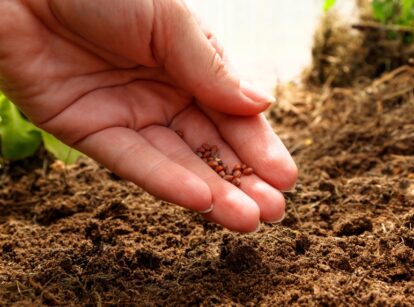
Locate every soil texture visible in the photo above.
<box><xmin>1</xmin><ymin>66</ymin><xmax>414</xmax><ymax>306</ymax></box>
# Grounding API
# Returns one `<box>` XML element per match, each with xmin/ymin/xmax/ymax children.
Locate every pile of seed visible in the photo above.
<box><xmin>195</xmin><ymin>143</ymin><xmax>254</xmax><ymax>187</ymax></box>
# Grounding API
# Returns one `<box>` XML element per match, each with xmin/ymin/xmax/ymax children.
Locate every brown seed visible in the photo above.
<box><xmin>243</xmin><ymin>168</ymin><xmax>254</xmax><ymax>176</ymax></box>
<box><xmin>233</xmin><ymin>170</ymin><xmax>242</xmax><ymax>178</ymax></box>
<box><xmin>197</xmin><ymin>152</ymin><xmax>203</xmax><ymax>158</ymax></box>
<box><xmin>197</xmin><ymin>147</ymin><xmax>205</xmax><ymax>153</ymax></box>
<box><xmin>241</xmin><ymin>164</ymin><xmax>247</xmax><ymax>170</ymax></box>
<box><xmin>208</xmin><ymin>160</ymin><xmax>218</xmax><ymax>168</ymax></box>
<box><xmin>176</xmin><ymin>130</ymin><xmax>184</xmax><ymax>138</ymax></box>
<box><xmin>232</xmin><ymin>178</ymin><xmax>241</xmax><ymax>186</ymax></box>
<box><xmin>219</xmin><ymin>171</ymin><xmax>226</xmax><ymax>177</ymax></box>
<box><xmin>215</xmin><ymin>165</ymin><xmax>224</xmax><ymax>173</ymax></box>
<box><xmin>233</xmin><ymin>164</ymin><xmax>241</xmax><ymax>171</ymax></box>
<box><xmin>223</xmin><ymin>175</ymin><xmax>234</xmax><ymax>181</ymax></box>
<box><xmin>202</xmin><ymin>143</ymin><xmax>211</xmax><ymax>150</ymax></box>
<box><xmin>203</xmin><ymin>151</ymin><xmax>211</xmax><ymax>158</ymax></box>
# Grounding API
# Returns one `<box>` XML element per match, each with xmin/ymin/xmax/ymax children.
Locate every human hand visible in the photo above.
<box><xmin>0</xmin><ymin>0</ymin><xmax>297</xmax><ymax>232</ymax></box>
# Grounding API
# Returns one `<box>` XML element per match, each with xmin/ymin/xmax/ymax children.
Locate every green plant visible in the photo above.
<box><xmin>371</xmin><ymin>0</ymin><xmax>414</xmax><ymax>25</ymax></box>
<box><xmin>324</xmin><ymin>0</ymin><xmax>414</xmax><ymax>26</ymax></box>
<box><xmin>324</xmin><ymin>0</ymin><xmax>414</xmax><ymax>43</ymax></box>
<box><xmin>0</xmin><ymin>93</ymin><xmax>81</xmax><ymax>163</ymax></box>
<box><xmin>324</xmin><ymin>0</ymin><xmax>337</xmax><ymax>12</ymax></box>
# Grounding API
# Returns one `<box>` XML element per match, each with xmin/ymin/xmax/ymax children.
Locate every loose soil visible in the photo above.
<box><xmin>1</xmin><ymin>65</ymin><xmax>414</xmax><ymax>306</ymax></box>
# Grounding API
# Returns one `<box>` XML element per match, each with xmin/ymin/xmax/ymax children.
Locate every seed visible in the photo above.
<box><xmin>223</xmin><ymin>175</ymin><xmax>234</xmax><ymax>181</ymax></box>
<box><xmin>243</xmin><ymin>168</ymin><xmax>254</xmax><ymax>176</ymax></box>
<box><xmin>232</xmin><ymin>178</ymin><xmax>241</xmax><ymax>186</ymax></box>
<box><xmin>202</xmin><ymin>143</ymin><xmax>211</xmax><ymax>150</ymax></box>
<box><xmin>203</xmin><ymin>151</ymin><xmax>211</xmax><ymax>158</ymax></box>
<box><xmin>215</xmin><ymin>165</ymin><xmax>224</xmax><ymax>173</ymax></box>
<box><xmin>218</xmin><ymin>171</ymin><xmax>226</xmax><ymax>177</ymax></box>
<box><xmin>233</xmin><ymin>164</ymin><xmax>241</xmax><ymax>171</ymax></box>
<box><xmin>233</xmin><ymin>170</ymin><xmax>242</xmax><ymax>178</ymax></box>
<box><xmin>176</xmin><ymin>130</ymin><xmax>184</xmax><ymax>138</ymax></box>
<box><xmin>197</xmin><ymin>147</ymin><xmax>205</xmax><ymax>153</ymax></box>
<box><xmin>208</xmin><ymin>160</ymin><xmax>218</xmax><ymax>168</ymax></box>
<box><xmin>197</xmin><ymin>152</ymin><xmax>203</xmax><ymax>158</ymax></box>
<box><xmin>226</xmin><ymin>168</ymin><xmax>233</xmax><ymax>175</ymax></box>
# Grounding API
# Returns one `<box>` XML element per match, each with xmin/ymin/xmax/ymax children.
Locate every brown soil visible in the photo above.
<box><xmin>1</xmin><ymin>65</ymin><xmax>414</xmax><ymax>306</ymax></box>
<box><xmin>0</xmin><ymin>67</ymin><xmax>414</xmax><ymax>306</ymax></box>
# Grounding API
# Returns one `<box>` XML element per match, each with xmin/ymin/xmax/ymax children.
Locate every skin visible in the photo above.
<box><xmin>0</xmin><ymin>0</ymin><xmax>298</xmax><ymax>232</ymax></box>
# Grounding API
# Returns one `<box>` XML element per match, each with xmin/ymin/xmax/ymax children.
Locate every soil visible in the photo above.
<box><xmin>1</xmin><ymin>65</ymin><xmax>414</xmax><ymax>306</ymax></box>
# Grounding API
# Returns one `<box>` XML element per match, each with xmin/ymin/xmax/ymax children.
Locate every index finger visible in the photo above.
<box><xmin>202</xmin><ymin>110</ymin><xmax>298</xmax><ymax>191</ymax></box>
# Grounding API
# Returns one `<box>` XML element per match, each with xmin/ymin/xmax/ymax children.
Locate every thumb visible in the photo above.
<box><xmin>153</xmin><ymin>1</ymin><xmax>276</xmax><ymax>116</ymax></box>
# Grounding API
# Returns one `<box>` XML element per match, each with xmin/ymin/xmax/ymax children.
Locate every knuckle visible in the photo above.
<box><xmin>210</xmin><ymin>52</ymin><xmax>227</xmax><ymax>79</ymax></box>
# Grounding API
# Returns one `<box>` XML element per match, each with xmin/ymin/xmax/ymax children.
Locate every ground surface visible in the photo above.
<box><xmin>1</xmin><ymin>67</ymin><xmax>414</xmax><ymax>306</ymax></box>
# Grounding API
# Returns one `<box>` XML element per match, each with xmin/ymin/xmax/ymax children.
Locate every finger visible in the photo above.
<box><xmin>73</xmin><ymin>126</ymin><xmax>212</xmax><ymax>213</ymax></box>
<box><xmin>140</xmin><ymin>125</ymin><xmax>260</xmax><ymax>233</ymax></box>
<box><xmin>189</xmin><ymin>10</ymin><xmax>225</xmax><ymax>59</ymax></box>
<box><xmin>203</xmin><ymin>109</ymin><xmax>298</xmax><ymax>191</ymax></box>
<box><xmin>153</xmin><ymin>1</ymin><xmax>275</xmax><ymax>116</ymax></box>
<box><xmin>169</xmin><ymin>106</ymin><xmax>286</xmax><ymax>223</ymax></box>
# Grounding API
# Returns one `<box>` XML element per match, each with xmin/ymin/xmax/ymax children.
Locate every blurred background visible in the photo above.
<box><xmin>185</xmin><ymin>0</ymin><xmax>355</xmax><ymax>92</ymax></box>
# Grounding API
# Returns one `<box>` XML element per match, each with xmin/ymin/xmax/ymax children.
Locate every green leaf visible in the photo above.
<box><xmin>324</xmin><ymin>0</ymin><xmax>337</xmax><ymax>12</ymax></box>
<box><xmin>41</xmin><ymin>131</ymin><xmax>81</xmax><ymax>164</ymax></box>
<box><xmin>400</xmin><ymin>0</ymin><xmax>414</xmax><ymax>25</ymax></box>
<box><xmin>372</xmin><ymin>0</ymin><xmax>396</xmax><ymax>24</ymax></box>
<box><xmin>0</xmin><ymin>94</ymin><xmax>42</xmax><ymax>160</ymax></box>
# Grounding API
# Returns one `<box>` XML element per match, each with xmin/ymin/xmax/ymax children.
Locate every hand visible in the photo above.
<box><xmin>0</xmin><ymin>0</ymin><xmax>297</xmax><ymax>232</ymax></box>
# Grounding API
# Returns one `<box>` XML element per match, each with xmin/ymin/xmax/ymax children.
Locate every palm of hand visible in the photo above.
<box><xmin>0</xmin><ymin>0</ymin><xmax>297</xmax><ymax>232</ymax></box>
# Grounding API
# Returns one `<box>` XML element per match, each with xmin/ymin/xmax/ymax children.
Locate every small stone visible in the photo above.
<box><xmin>223</xmin><ymin>175</ymin><xmax>234</xmax><ymax>181</ymax></box>
<box><xmin>233</xmin><ymin>164</ymin><xmax>241</xmax><ymax>171</ymax></box>
<box><xmin>215</xmin><ymin>165</ymin><xmax>224</xmax><ymax>173</ymax></box>
<box><xmin>233</xmin><ymin>170</ymin><xmax>242</xmax><ymax>178</ymax></box>
<box><xmin>232</xmin><ymin>178</ymin><xmax>241</xmax><ymax>186</ymax></box>
<box><xmin>243</xmin><ymin>168</ymin><xmax>254</xmax><ymax>176</ymax></box>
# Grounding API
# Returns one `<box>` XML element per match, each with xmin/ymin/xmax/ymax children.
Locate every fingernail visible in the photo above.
<box><xmin>281</xmin><ymin>183</ymin><xmax>297</xmax><ymax>193</ymax></box>
<box><xmin>252</xmin><ymin>222</ymin><xmax>261</xmax><ymax>233</ymax></box>
<box><xmin>199</xmin><ymin>203</ymin><xmax>214</xmax><ymax>214</ymax></box>
<box><xmin>266</xmin><ymin>211</ymin><xmax>285</xmax><ymax>224</ymax></box>
<box><xmin>240</xmin><ymin>80</ymin><xmax>276</xmax><ymax>104</ymax></box>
